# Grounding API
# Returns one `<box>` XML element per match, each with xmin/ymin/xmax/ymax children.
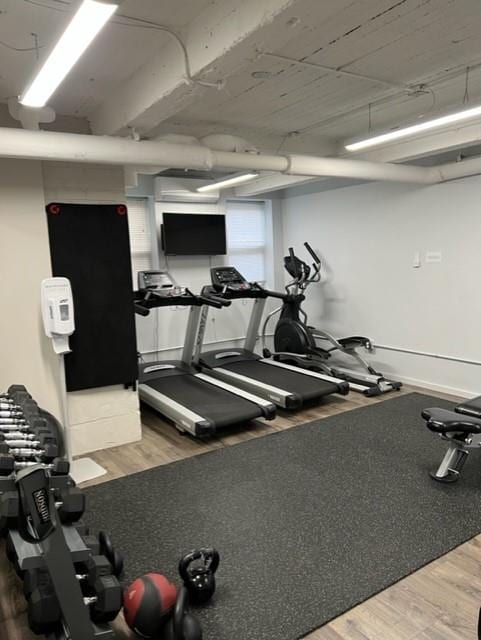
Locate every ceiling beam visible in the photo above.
<box><xmin>89</xmin><ymin>0</ymin><xmax>330</xmax><ymax>136</ymax></box>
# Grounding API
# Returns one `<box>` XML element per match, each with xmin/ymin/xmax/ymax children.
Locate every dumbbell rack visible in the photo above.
<box><xmin>0</xmin><ymin>385</ymin><xmax>123</xmax><ymax>640</ymax></box>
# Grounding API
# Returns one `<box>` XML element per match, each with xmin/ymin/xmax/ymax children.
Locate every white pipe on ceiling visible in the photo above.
<box><xmin>433</xmin><ymin>155</ymin><xmax>481</xmax><ymax>182</ymax></box>
<box><xmin>285</xmin><ymin>155</ymin><xmax>435</xmax><ymax>184</ymax></box>
<box><xmin>0</xmin><ymin>126</ymin><xmax>480</xmax><ymax>185</ymax></box>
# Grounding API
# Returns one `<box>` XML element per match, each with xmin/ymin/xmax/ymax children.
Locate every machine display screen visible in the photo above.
<box><xmin>162</xmin><ymin>213</ymin><xmax>227</xmax><ymax>256</ymax></box>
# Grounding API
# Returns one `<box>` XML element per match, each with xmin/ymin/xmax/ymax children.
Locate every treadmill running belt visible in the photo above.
<box><xmin>220</xmin><ymin>360</ymin><xmax>339</xmax><ymax>401</ymax></box>
<box><xmin>145</xmin><ymin>376</ymin><xmax>262</xmax><ymax>427</ymax></box>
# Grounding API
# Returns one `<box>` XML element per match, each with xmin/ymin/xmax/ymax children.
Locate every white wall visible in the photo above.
<box><xmin>0</xmin><ymin>159</ymin><xmax>61</xmax><ymax>416</ymax></box>
<box><xmin>281</xmin><ymin>176</ymin><xmax>481</xmax><ymax>397</ymax></box>
<box><xmin>0</xmin><ymin>159</ymin><xmax>142</xmax><ymax>456</ymax></box>
<box><xmin>135</xmin><ymin>198</ymin><xmax>278</xmax><ymax>361</ymax></box>
<box><xmin>42</xmin><ymin>162</ymin><xmax>142</xmax><ymax>455</ymax></box>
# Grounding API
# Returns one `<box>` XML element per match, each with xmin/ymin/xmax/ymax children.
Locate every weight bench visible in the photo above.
<box><xmin>422</xmin><ymin>396</ymin><xmax>481</xmax><ymax>483</ymax></box>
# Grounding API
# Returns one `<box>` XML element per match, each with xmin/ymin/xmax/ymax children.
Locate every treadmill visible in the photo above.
<box><xmin>134</xmin><ymin>271</ymin><xmax>276</xmax><ymax>437</ymax></box>
<box><xmin>194</xmin><ymin>267</ymin><xmax>349</xmax><ymax>409</ymax></box>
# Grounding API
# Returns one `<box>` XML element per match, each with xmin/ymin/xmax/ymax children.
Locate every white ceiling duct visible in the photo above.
<box><xmin>200</xmin><ymin>134</ymin><xmax>258</xmax><ymax>154</ymax></box>
<box><xmin>153</xmin><ymin>133</ymin><xmax>202</xmax><ymax>146</ymax></box>
<box><xmin>2</xmin><ymin>126</ymin><xmax>481</xmax><ymax>185</ymax></box>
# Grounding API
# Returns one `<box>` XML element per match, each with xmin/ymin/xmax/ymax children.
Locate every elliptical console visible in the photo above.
<box><xmin>211</xmin><ymin>267</ymin><xmax>252</xmax><ymax>292</ymax></box>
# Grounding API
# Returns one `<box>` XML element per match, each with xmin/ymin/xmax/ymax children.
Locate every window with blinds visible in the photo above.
<box><xmin>126</xmin><ymin>198</ymin><xmax>152</xmax><ymax>281</ymax></box>
<box><xmin>226</xmin><ymin>200</ymin><xmax>267</xmax><ymax>282</ymax></box>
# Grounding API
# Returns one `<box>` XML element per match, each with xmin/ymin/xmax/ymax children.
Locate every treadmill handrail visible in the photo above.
<box><xmin>134</xmin><ymin>287</ymin><xmax>229</xmax><ymax>315</ymax></box>
<box><xmin>198</xmin><ymin>294</ymin><xmax>230</xmax><ymax>309</ymax></box>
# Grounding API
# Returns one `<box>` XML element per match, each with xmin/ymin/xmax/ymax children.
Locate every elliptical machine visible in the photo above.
<box><xmin>262</xmin><ymin>243</ymin><xmax>402</xmax><ymax>397</ymax></box>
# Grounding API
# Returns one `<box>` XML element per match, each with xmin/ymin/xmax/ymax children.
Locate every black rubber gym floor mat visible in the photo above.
<box><xmin>84</xmin><ymin>393</ymin><xmax>481</xmax><ymax>640</ymax></box>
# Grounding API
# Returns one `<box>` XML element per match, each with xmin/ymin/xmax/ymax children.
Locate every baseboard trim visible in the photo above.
<box><xmin>394</xmin><ymin>373</ymin><xmax>474</xmax><ymax>399</ymax></box>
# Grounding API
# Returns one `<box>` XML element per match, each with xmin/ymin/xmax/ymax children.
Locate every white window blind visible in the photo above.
<box><xmin>226</xmin><ymin>201</ymin><xmax>267</xmax><ymax>282</ymax></box>
<box><xmin>127</xmin><ymin>198</ymin><xmax>152</xmax><ymax>280</ymax></box>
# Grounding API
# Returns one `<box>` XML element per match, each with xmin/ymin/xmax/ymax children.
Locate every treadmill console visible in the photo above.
<box><xmin>138</xmin><ymin>270</ymin><xmax>186</xmax><ymax>296</ymax></box>
<box><xmin>210</xmin><ymin>267</ymin><xmax>251</xmax><ymax>292</ymax></box>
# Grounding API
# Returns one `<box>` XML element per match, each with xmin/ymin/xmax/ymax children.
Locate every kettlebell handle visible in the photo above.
<box><xmin>173</xmin><ymin>587</ymin><xmax>188</xmax><ymax>638</ymax></box>
<box><xmin>179</xmin><ymin>548</ymin><xmax>220</xmax><ymax>579</ymax></box>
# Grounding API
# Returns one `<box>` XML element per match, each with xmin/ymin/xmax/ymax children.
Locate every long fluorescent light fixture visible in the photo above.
<box><xmin>20</xmin><ymin>0</ymin><xmax>118</xmax><ymax>108</ymax></box>
<box><xmin>345</xmin><ymin>103</ymin><xmax>481</xmax><ymax>152</ymax></box>
<box><xmin>197</xmin><ymin>173</ymin><xmax>259</xmax><ymax>192</ymax></box>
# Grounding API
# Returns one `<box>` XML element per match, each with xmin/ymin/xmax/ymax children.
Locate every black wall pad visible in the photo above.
<box><xmin>46</xmin><ymin>202</ymin><xmax>137</xmax><ymax>391</ymax></box>
<box><xmin>84</xmin><ymin>394</ymin><xmax>481</xmax><ymax>640</ymax></box>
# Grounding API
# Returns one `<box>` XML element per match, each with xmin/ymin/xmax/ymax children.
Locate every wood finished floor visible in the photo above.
<box><xmin>2</xmin><ymin>385</ymin><xmax>480</xmax><ymax>640</ymax></box>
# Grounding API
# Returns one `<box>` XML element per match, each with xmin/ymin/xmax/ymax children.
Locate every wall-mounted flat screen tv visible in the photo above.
<box><xmin>162</xmin><ymin>212</ymin><xmax>227</xmax><ymax>255</ymax></box>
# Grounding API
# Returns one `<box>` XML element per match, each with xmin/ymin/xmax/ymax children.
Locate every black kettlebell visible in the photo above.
<box><xmin>179</xmin><ymin>548</ymin><xmax>219</xmax><ymax>605</ymax></box>
<box><xmin>162</xmin><ymin>586</ymin><xmax>202</xmax><ymax>640</ymax></box>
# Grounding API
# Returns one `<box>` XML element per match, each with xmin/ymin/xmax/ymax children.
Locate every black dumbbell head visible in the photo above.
<box><xmin>7</xmin><ymin>385</ymin><xmax>28</xmax><ymax>396</ymax></box>
<box><xmin>27</xmin><ymin>584</ymin><xmax>61</xmax><ymax>635</ymax></box>
<box><xmin>23</xmin><ymin>567</ymin><xmax>51</xmax><ymax>599</ymax></box>
<box><xmin>90</xmin><ymin>575</ymin><xmax>122</xmax><ymax>623</ymax></box>
<box><xmin>0</xmin><ymin>455</ymin><xmax>15</xmax><ymax>477</ymax></box>
<box><xmin>82</xmin><ymin>534</ymin><xmax>101</xmax><ymax>556</ymax></box>
<box><xmin>57</xmin><ymin>487</ymin><xmax>86</xmax><ymax>523</ymax></box>
<box><xmin>85</xmin><ymin>554</ymin><xmax>114</xmax><ymax>587</ymax></box>
<box><xmin>51</xmin><ymin>458</ymin><xmax>70</xmax><ymax>476</ymax></box>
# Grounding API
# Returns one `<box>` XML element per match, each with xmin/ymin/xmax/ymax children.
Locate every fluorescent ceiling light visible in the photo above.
<box><xmin>197</xmin><ymin>173</ymin><xmax>259</xmax><ymax>192</ymax></box>
<box><xmin>345</xmin><ymin>103</ymin><xmax>481</xmax><ymax>152</ymax></box>
<box><xmin>20</xmin><ymin>0</ymin><xmax>118</xmax><ymax>108</ymax></box>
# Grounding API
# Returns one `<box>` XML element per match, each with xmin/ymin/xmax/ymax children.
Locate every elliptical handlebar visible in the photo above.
<box><xmin>288</xmin><ymin>247</ymin><xmax>299</xmax><ymax>279</ymax></box>
<box><xmin>304</xmin><ymin>242</ymin><xmax>321</xmax><ymax>265</ymax></box>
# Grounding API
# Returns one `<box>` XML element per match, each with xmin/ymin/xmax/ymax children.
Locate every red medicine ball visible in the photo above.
<box><xmin>124</xmin><ymin>573</ymin><xmax>178</xmax><ymax>638</ymax></box>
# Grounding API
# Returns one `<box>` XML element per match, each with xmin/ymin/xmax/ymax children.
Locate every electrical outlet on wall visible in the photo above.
<box><xmin>413</xmin><ymin>251</ymin><xmax>421</xmax><ymax>268</ymax></box>
<box><xmin>425</xmin><ymin>251</ymin><xmax>442</xmax><ymax>263</ymax></box>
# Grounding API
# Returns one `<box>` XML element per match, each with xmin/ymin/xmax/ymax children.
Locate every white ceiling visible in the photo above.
<box><xmin>2</xmin><ymin>0</ymin><xmax>481</xmax><ymax>155</ymax></box>
<box><xmin>0</xmin><ymin>0</ymin><xmax>212</xmax><ymax>115</ymax></box>
<box><xmin>154</xmin><ymin>0</ymin><xmax>481</xmax><ymax>151</ymax></box>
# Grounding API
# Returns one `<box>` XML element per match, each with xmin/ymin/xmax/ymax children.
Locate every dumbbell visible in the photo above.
<box><xmin>54</xmin><ymin>486</ymin><xmax>86</xmax><ymax>523</ymax></box>
<box><xmin>0</xmin><ymin>418</ymin><xmax>27</xmax><ymax>426</ymax></box>
<box><xmin>0</xmin><ymin>486</ymin><xmax>19</xmax><ymax>534</ymax></box>
<box><xmin>13</xmin><ymin>458</ymin><xmax>69</xmax><ymax>475</ymax></box>
<box><xmin>0</xmin><ymin>410</ymin><xmax>23</xmax><ymax>419</ymax></box>
<box><xmin>0</xmin><ymin>454</ymin><xmax>15</xmax><ymax>476</ymax></box>
<box><xmin>28</xmin><ymin>584</ymin><xmax>61</xmax><ymax>635</ymax></box>
<box><xmin>0</xmin><ymin>441</ymin><xmax>59</xmax><ymax>463</ymax></box>
<box><xmin>26</xmin><ymin>558</ymin><xmax>122</xmax><ymax>634</ymax></box>
<box><xmin>78</xmin><ymin>555</ymin><xmax>122</xmax><ymax>622</ymax></box>
<box><xmin>7</xmin><ymin>384</ymin><xmax>29</xmax><ymax>397</ymax></box>
<box><xmin>23</xmin><ymin>555</ymin><xmax>108</xmax><ymax>597</ymax></box>
<box><xmin>82</xmin><ymin>534</ymin><xmax>101</xmax><ymax>556</ymax></box>
<box><xmin>99</xmin><ymin>531</ymin><xmax>124</xmax><ymax>577</ymax></box>
<box><xmin>0</xmin><ymin>435</ymin><xmax>58</xmax><ymax>460</ymax></box>
<box><xmin>0</xmin><ymin>402</ymin><xmax>17</xmax><ymax>411</ymax></box>
<box><xmin>0</xmin><ymin>430</ymin><xmax>36</xmax><ymax>440</ymax></box>
<box><xmin>0</xmin><ymin>434</ymin><xmax>41</xmax><ymax>447</ymax></box>
<box><xmin>0</xmin><ymin>442</ymin><xmax>45</xmax><ymax>459</ymax></box>
<box><xmin>23</xmin><ymin>567</ymin><xmax>51</xmax><ymax>598</ymax></box>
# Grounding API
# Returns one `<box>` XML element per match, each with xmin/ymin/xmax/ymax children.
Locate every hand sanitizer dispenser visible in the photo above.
<box><xmin>41</xmin><ymin>278</ymin><xmax>75</xmax><ymax>354</ymax></box>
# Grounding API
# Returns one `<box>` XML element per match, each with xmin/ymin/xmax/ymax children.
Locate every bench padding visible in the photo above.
<box><xmin>457</xmin><ymin>395</ymin><xmax>481</xmax><ymax>419</ymax></box>
<box><xmin>422</xmin><ymin>407</ymin><xmax>481</xmax><ymax>435</ymax></box>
